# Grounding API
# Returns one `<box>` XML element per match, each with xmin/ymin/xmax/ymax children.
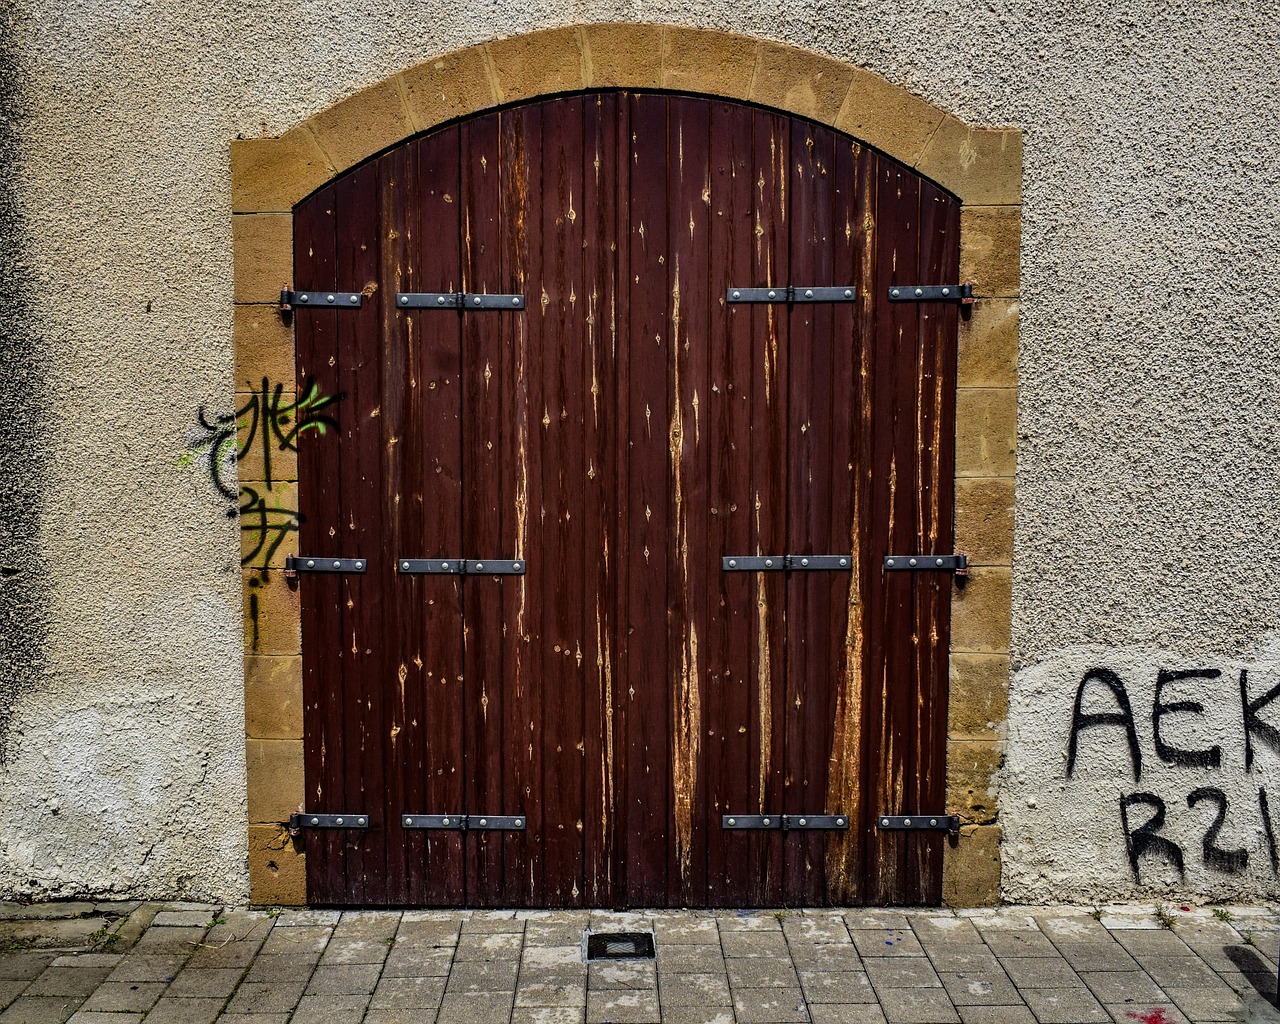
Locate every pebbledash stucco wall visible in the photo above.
<box><xmin>0</xmin><ymin>1</ymin><xmax>1277</xmax><ymax>904</ymax></box>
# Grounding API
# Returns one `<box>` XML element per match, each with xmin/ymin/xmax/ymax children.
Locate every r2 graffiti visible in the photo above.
<box><xmin>1120</xmin><ymin>787</ymin><xmax>1279</xmax><ymax>880</ymax></box>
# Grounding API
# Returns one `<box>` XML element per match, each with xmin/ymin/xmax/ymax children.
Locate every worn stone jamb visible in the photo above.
<box><xmin>229</xmin><ymin>23</ymin><xmax>1022</xmax><ymax>906</ymax></box>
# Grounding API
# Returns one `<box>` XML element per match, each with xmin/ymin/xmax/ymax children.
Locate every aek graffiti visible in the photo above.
<box><xmin>185</xmin><ymin>375</ymin><xmax>342</xmax><ymax>574</ymax></box>
<box><xmin>1068</xmin><ymin>666</ymin><xmax>1280</xmax><ymax>880</ymax></box>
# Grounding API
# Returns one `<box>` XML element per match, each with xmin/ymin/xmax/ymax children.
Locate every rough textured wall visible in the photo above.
<box><xmin>1</xmin><ymin>0</ymin><xmax>1277</xmax><ymax>901</ymax></box>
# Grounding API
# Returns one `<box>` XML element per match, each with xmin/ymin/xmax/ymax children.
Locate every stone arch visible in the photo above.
<box><xmin>231</xmin><ymin>24</ymin><xmax>1020</xmax><ymax>906</ymax></box>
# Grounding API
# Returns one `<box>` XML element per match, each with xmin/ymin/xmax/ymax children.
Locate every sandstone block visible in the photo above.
<box><xmin>662</xmin><ymin>28</ymin><xmax>758</xmax><ymax>98</ymax></box>
<box><xmin>750</xmin><ymin>43</ymin><xmax>854</xmax><ymax>124</ymax></box>
<box><xmin>958</xmin><ymin>299</ymin><xmax>1018</xmax><ymax>388</ymax></box>
<box><xmin>305</xmin><ymin>77</ymin><xmax>414</xmax><ymax>174</ymax></box>
<box><xmin>233</xmin><ymin>304</ymin><xmax>295</xmax><ymax>394</ymax></box>
<box><xmin>246</xmin><ymin>739</ymin><xmax>305</xmax><ymax>823</ymax></box>
<box><xmin>955</xmin><ymin>388</ymin><xmax>1017</xmax><ymax>477</ymax></box>
<box><xmin>942</xmin><ymin>825</ymin><xmax>1001</xmax><ymax>907</ymax></box>
<box><xmin>960</xmin><ymin>206</ymin><xmax>1020</xmax><ymax>298</ymax></box>
<box><xmin>401</xmin><ymin>46</ymin><xmax>498</xmax><ymax>132</ymax></box>
<box><xmin>835</xmin><ymin>67</ymin><xmax>945</xmax><ymax>167</ymax></box>
<box><xmin>231</xmin><ymin>129</ymin><xmax>332</xmax><ymax>214</ymax></box>
<box><xmin>581</xmin><ymin>23</ymin><xmax>665</xmax><ymax>88</ymax></box>
<box><xmin>916</xmin><ymin>117</ymin><xmax>1022</xmax><ymax>206</ymax></box>
<box><xmin>242</xmin><ymin>569</ymin><xmax>301</xmax><ymax>656</ymax></box>
<box><xmin>946</xmin><ymin>740</ymin><xmax>1003</xmax><ymax>824</ymax></box>
<box><xmin>948</xmin><ymin>653</ymin><xmax>1010</xmax><ymax>739</ymax></box>
<box><xmin>249</xmin><ymin>825</ymin><xmax>307</xmax><ymax>906</ymax></box>
<box><xmin>950</xmin><ymin>566</ymin><xmax>1012</xmax><ymax>654</ymax></box>
<box><xmin>233</xmin><ymin>214</ymin><xmax>293</xmax><ymax>304</ymax></box>
<box><xmin>486</xmin><ymin>27</ymin><xmax>584</xmax><ymax>104</ymax></box>
<box><xmin>954</xmin><ymin>477</ymin><xmax>1014</xmax><ymax>565</ymax></box>
<box><xmin>245</xmin><ymin>655</ymin><xmax>304</xmax><ymax>740</ymax></box>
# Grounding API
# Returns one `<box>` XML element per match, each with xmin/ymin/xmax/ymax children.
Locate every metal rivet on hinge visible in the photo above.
<box><xmin>837</xmin><ymin>817</ymin><xmax>845</xmax><ymax>826</ymax></box>
<box><xmin>515</xmin><ymin>819</ymin><xmax>523</xmax><ymax>826</ymax></box>
<box><xmin>840</xmin><ymin>558</ymin><xmax>848</xmax><ymax>566</ymax></box>
<box><xmin>473</xmin><ymin>296</ymin><xmax>482</xmax><ymax>305</ymax></box>
<box><xmin>512</xmin><ymin>296</ymin><xmax>521</xmax><ymax>306</ymax></box>
<box><xmin>764</xmin><ymin>559</ymin><xmax>773</xmax><ymax>568</ymax></box>
<box><xmin>881</xmin><ymin>817</ymin><xmax>889</xmax><ymax>826</ymax></box>
<box><xmin>442</xmin><ymin>817</ymin><xmax>450</xmax><ymax>825</ymax></box>
<box><xmin>333</xmin><ymin>561</ymin><xmax>341</xmax><ymax>568</ymax></box>
<box><xmin>358</xmin><ymin>817</ymin><xmax>366</xmax><ymax>825</ymax></box>
<box><xmin>728</xmin><ymin>559</ymin><xmax>737</xmax><ymax>568</ymax></box>
<box><xmin>437</xmin><ymin>295</ymin><xmax>446</xmax><ymax>305</ymax></box>
<box><xmin>767</xmin><ymin>290</ymin><xmax>776</xmax><ymax>299</ymax></box>
<box><xmin>935</xmin><ymin>558</ymin><xmax>944</xmax><ymax>567</ymax></box>
<box><xmin>513</xmin><ymin>563</ymin><xmax>521</xmax><ymax>571</ymax></box>
<box><xmin>798</xmin><ymin>818</ymin><xmax>807</xmax><ymax>826</ymax></box>
<box><xmin>475</xmin><ymin>563</ymin><xmax>483</xmax><ymax>571</ymax></box>
<box><xmin>441</xmin><ymin>562</ymin><xmax>449</xmax><ymax>570</ymax></box>
<box><xmin>311</xmin><ymin>817</ymin><xmax>319</xmax><ymax>825</ymax></box>
<box><xmin>913</xmin><ymin>288</ymin><xmax>923</xmax><ymax>297</ymax></box>
<box><xmin>890</xmin><ymin>288</ymin><xmax>900</xmax><ymax>298</ymax></box>
<box><xmin>801</xmin><ymin>558</ymin><xmax>809</xmax><ymax>566</ymax></box>
<box><xmin>400</xmin><ymin>296</ymin><xmax>409</xmax><ymax>305</ymax></box>
<box><xmin>941</xmin><ymin>287</ymin><xmax>951</xmax><ymax>297</ymax></box>
<box><xmin>355</xmin><ymin>561</ymin><xmax>363</xmax><ymax>569</ymax></box>
<box><xmin>306</xmin><ymin>559</ymin><xmax>315</xmax><ymax>568</ymax></box>
<box><xmin>300</xmin><ymin>293</ymin><xmax>310</xmax><ymax>302</ymax></box>
<box><xmin>930</xmin><ymin>818</ymin><xmax>938</xmax><ymax>827</ymax></box>
<box><xmin>327</xmin><ymin>294</ymin><xmax>336</xmax><ymax>303</ymax></box>
<box><xmin>728</xmin><ymin>817</ymin><xmax>736</xmax><ymax>825</ymax></box>
<box><xmin>885</xmin><ymin>558</ymin><xmax>895</xmax><ymax>567</ymax></box>
<box><xmin>402</xmin><ymin>561</ymin><xmax>410</xmax><ymax>570</ymax></box>
<box><xmin>762</xmin><ymin>817</ymin><xmax>770</xmax><ymax>825</ymax></box>
<box><xmin>404</xmin><ymin>817</ymin><xmax>413</xmax><ymax>825</ymax></box>
<box><xmin>903</xmin><ymin>818</ymin><xmax>911</xmax><ymax>826</ymax></box>
<box><xmin>844</xmin><ymin>289</ymin><xmax>853</xmax><ymax>298</ymax></box>
<box><xmin>804</xmin><ymin>289</ymin><xmax>813</xmax><ymax>298</ymax></box>
<box><xmin>336</xmin><ymin>816</ymin><xmax>344</xmax><ymax>824</ymax></box>
<box><xmin>350</xmin><ymin>295</ymin><xmax>358</xmax><ymax>304</ymax></box>
<box><xmin>479</xmin><ymin>818</ymin><xmax>487</xmax><ymax>826</ymax></box>
<box><xmin>732</xmin><ymin>290</ymin><xmax>741</xmax><ymax>299</ymax></box>
<box><xmin>908</xmin><ymin>558</ymin><xmax>918</xmax><ymax>567</ymax></box>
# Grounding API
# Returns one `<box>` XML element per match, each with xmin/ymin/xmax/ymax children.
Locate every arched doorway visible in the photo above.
<box><xmin>289</xmin><ymin>90</ymin><xmax>961</xmax><ymax>907</ymax></box>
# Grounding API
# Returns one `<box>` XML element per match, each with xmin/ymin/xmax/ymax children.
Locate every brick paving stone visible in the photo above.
<box><xmin>1099</xmin><ymin>906</ymin><xmax>1161</xmax><ymax>930</ymax></box>
<box><xmin>782</xmin><ymin>914</ymin><xmax>850</xmax><ymax>944</ymax></box>
<box><xmin>876</xmin><ymin>987</ymin><xmax>960</xmax><ymax>1024</ymax></box>
<box><xmin>274</xmin><ymin>909</ymin><xmax>341</xmax><ymax>927</ymax></box>
<box><xmin>924</xmin><ymin>946</ymin><xmax>1002</xmax><ymax>973</ymax></box>
<box><xmin>849</xmin><ymin>929</ymin><xmax>924</xmax><ymax>958</ymax></box>
<box><xmin>370</xmin><ymin>974</ymin><xmax>446</xmax><ymax>1008</ymax></box>
<box><xmin>454</xmin><ymin>932</ymin><xmax>523</xmax><ymax>961</ymax></box>
<box><xmin>305</xmin><ymin>962</ymin><xmax>382</xmax><ymax>994</ymax></box>
<box><xmin>655</xmin><ymin>944</ymin><xmax>725</xmax><ymax>974</ymax></box>
<box><xmin>586</xmin><ymin>988</ymin><xmax>661</xmax><ymax>1023</ymax></box>
<box><xmin>2</xmin><ymin>996</ymin><xmax>84</xmax><ymax>1023</ymax></box>
<box><xmin>223</xmin><ymin>979</ymin><xmax>306</xmax><ymax>1014</ymax></box>
<box><xmin>382</xmin><ymin>947</ymin><xmax>454</xmax><ymax>977</ymax></box>
<box><xmin>212</xmin><ymin>1015</ymin><xmax>288</xmax><ymax>1024</ymax></box>
<box><xmin>657</xmin><ymin>971</ymin><xmax>731</xmax><ymax>1005</ymax></box>
<box><xmin>516</xmin><ymin>979</ymin><xmax>586</xmax><ymax>1008</ymax></box>
<box><xmin>997</xmin><ymin>956</ymin><xmax>1084</xmax><ymax>989</ymax></box>
<box><xmin>939</xmin><ymin>966</ymin><xmax>1022</xmax><ymax>1006</ymax></box>
<box><xmin>105</xmin><ymin>954</ymin><xmax>186</xmax><ymax>984</ymax></box>
<box><xmin>510</xmin><ymin>1008</ymin><xmax>587</xmax><ymax>1024</ymax></box>
<box><xmin>976</xmin><ymin>929</ymin><xmax>1057</xmax><ymax>957</ymax></box>
<box><xmin>79</xmin><ymin>981</ymin><xmax>165</xmax><ymax>1012</ymax></box>
<box><xmin>0</xmin><ymin>980</ymin><xmax>26</xmax><ymax>1009</ymax></box>
<box><xmin>1033</xmin><ymin>915</ymin><xmax>1110</xmax><ymax>943</ymax></box>
<box><xmin>587</xmin><ymin>961</ymin><xmax>656</xmax><ymax>989</ymax></box>
<box><xmin>1081</xmin><ymin>969</ymin><xmax>1167</xmax><ymax>1003</ymax></box>
<box><xmin>1164</xmin><ymin>983</ymin><xmax>1247</xmax><ymax>1021</ymax></box>
<box><xmin>463</xmin><ymin>912</ymin><xmax>522</xmax><ymax>933</ymax></box>
<box><xmin>320</xmin><ymin>936</ymin><xmax>392</xmax><ymax>965</ymax></box>
<box><xmin>652</xmin><ymin>916</ymin><xmax>719</xmax><ymax>945</ymax></box>
<box><xmin>956</xmin><ymin>1006</ymin><xmax>1035</xmax><ymax>1023</ymax></box>
<box><xmin>789</xmin><ymin>941</ymin><xmax>863</xmax><ymax>972</ymax></box>
<box><xmin>797</xmin><ymin>968</ymin><xmax>875</xmax><ymax>1003</ymax></box>
<box><xmin>65</xmin><ymin>1012</ymin><xmax>143</xmax><ymax>1024</ymax></box>
<box><xmin>1137</xmin><ymin>953</ymin><xmax>1220</xmax><ymax>988</ymax></box>
<box><xmin>730</xmin><ymin>986</ymin><xmax>808</xmax><ymax>1023</ymax></box>
<box><xmin>865</xmin><ymin>957</ymin><xmax>943</xmax><ymax>989</ymax></box>
<box><xmin>715</xmin><ymin>912</ymin><xmax>781</xmax><ymax>932</ymax></box>
<box><xmin>336</xmin><ymin>910</ymin><xmax>402</xmax><ymax>934</ymax></box>
<box><xmin>1102</xmin><ymin>1002</ymin><xmax>1192</xmax><ymax>1023</ymax></box>
<box><xmin>725</xmin><ymin>957</ymin><xmax>798</xmax><ymax>989</ymax></box>
<box><xmin>959</xmin><ymin>911</ymin><xmax>1036</xmax><ymax>931</ymax></box>
<box><xmin>132</xmin><ymin>926</ymin><xmax>207</xmax><ymax>953</ymax></box>
<box><xmin>909</xmin><ymin>916</ymin><xmax>982</xmax><ymax>945</ymax></box>
<box><xmin>186</xmin><ymin>938</ymin><xmax>263</xmax><ymax>969</ymax></box>
<box><xmin>152</xmin><ymin>910</ymin><xmax>218</xmax><ymax>927</ymax></box>
<box><xmin>525</xmin><ymin>922</ymin><xmax>586</xmax><ymax>946</ymax></box>
<box><xmin>242</xmin><ymin>952</ymin><xmax>319</xmax><ymax>982</ymax></box>
<box><xmin>26</xmin><ymin>968</ymin><xmax>112</xmax><ymax>999</ymax></box>
<box><xmin>0</xmin><ymin>954</ymin><xmax>57</xmax><ymax>982</ymax></box>
<box><xmin>654</xmin><ymin>1008</ymin><xmax>736</xmax><ymax>1024</ymax></box>
<box><xmin>808</xmin><ymin>1005</ymin><xmax>889</xmax><ymax>1024</ymax></box>
<box><xmin>446</xmin><ymin>957</ymin><xmax>520</xmax><ymax>992</ymax></box>
<box><xmin>165</xmin><ymin>966</ymin><xmax>244</xmax><ymax>997</ymax></box>
<box><xmin>144</xmin><ymin>995</ymin><xmax>224</xmax><ymax>1024</ymax></box>
<box><xmin>1021</xmin><ymin>986</ymin><xmax>1110</xmax><ymax>1023</ymax></box>
<box><xmin>1053</xmin><ymin>942</ymin><xmax>1140</xmax><ymax>972</ymax></box>
<box><xmin>845</xmin><ymin>911</ymin><xmax>911</xmax><ymax>930</ymax></box>
<box><xmin>720</xmin><ymin>930</ymin><xmax>790</xmax><ymax>957</ymax></box>
<box><xmin>258</xmin><ymin>926</ymin><xmax>331</xmax><ymax>956</ymax></box>
<box><xmin>289</xmin><ymin>993</ymin><xmax>370</xmax><ymax>1024</ymax></box>
<box><xmin>394</xmin><ymin>919</ymin><xmax>461</xmax><ymax>945</ymax></box>
<box><xmin>1111</xmin><ymin>929</ymin><xmax>1194</xmax><ymax>956</ymax></box>
<box><xmin>46</xmin><ymin>957</ymin><xmax>118</xmax><ymax>971</ymax></box>
<box><xmin>522</xmin><ymin>946</ymin><xmax>585</xmax><ymax>970</ymax></box>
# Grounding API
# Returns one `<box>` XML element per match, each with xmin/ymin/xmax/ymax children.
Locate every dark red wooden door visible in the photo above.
<box><xmin>293</xmin><ymin>91</ymin><xmax>958</xmax><ymax>907</ymax></box>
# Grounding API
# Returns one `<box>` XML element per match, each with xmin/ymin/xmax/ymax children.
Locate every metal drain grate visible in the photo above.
<box><xmin>586</xmin><ymin>931</ymin><xmax>656</xmax><ymax>961</ymax></box>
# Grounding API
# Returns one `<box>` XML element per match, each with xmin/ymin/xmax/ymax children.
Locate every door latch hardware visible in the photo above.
<box><xmin>400</xmin><ymin>814</ymin><xmax>526</xmax><ymax>830</ymax></box>
<box><xmin>883</xmin><ymin>554</ymin><xmax>967</xmax><ymax>572</ymax></box>
<box><xmin>877</xmin><ymin>815</ymin><xmax>960</xmax><ymax>832</ymax></box>
<box><xmin>887</xmin><ymin>284</ymin><xmax>974</xmax><ymax>305</ymax></box>
<box><xmin>722</xmin><ymin>814</ymin><xmax>849</xmax><ymax>830</ymax></box>
<box><xmin>722</xmin><ymin>555</ymin><xmax>852</xmax><ymax>572</ymax></box>
<box><xmin>397</xmin><ymin>559</ymin><xmax>525</xmax><ymax>575</ymax></box>
<box><xmin>396</xmin><ymin>292</ymin><xmax>525</xmax><ymax>310</ymax></box>
<box><xmin>289</xmin><ymin>813</ymin><xmax>370</xmax><ymax>829</ymax></box>
<box><xmin>285</xmin><ymin>556</ymin><xmax>368</xmax><ymax>577</ymax></box>
<box><xmin>727</xmin><ymin>286</ymin><xmax>857</xmax><ymax>304</ymax></box>
<box><xmin>280</xmin><ymin>289</ymin><xmax>364</xmax><ymax>309</ymax></box>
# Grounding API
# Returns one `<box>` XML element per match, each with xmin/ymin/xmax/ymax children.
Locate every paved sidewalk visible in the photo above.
<box><xmin>1</xmin><ymin>902</ymin><xmax>1279</xmax><ymax>1023</ymax></box>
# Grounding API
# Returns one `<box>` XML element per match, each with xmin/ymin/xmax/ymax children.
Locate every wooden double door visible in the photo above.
<box><xmin>292</xmin><ymin>91</ymin><xmax>959</xmax><ymax>907</ymax></box>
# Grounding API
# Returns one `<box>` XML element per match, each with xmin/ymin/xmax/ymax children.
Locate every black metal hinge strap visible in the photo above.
<box><xmin>877</xmin><ymin>815</ymin><xmax>960</xmax><ymax>831</ymax></box>
<box><xmin>280</xmin><ymin>289</ymin><xmax>364</xmax><ymax>309</ymax></box>
<box><xmin>400</xmin><ymin>814</ymin><xmax>526</xmax><ymax>830</ymax></box>
<box><xmin>289</xmin><ymin>813</ymin><xmax>370</xmax><ymax>829</ymax></box>
<box><xmin>396</xmin><ymin>292</ymin><xmax>525</xmax><ymax>310</ymax></box>
<box><xmin>397</xmin><ymin>559</ymin><xmax>525</xmax><ymax>575</ymax></box>
<box><xmin>722</xmin><ymin>814</ymin><xmax>849</xmax><ymax>830</ymax></box>
<box><xmin>727</xmin><ymin>286</ymin><xmax>856</xmax><ymax>304</ymax></box>
<box><xmin>887</xmin><ymin>284</ymin><xmax>974</xmax><ymax>304</ymax></box>
<box><xmin>883</xmin><ymin>555</ymin><xmax>968</xmax><ymax>572</ymax></box>
<box><xmin>285</xmin><ymin>556</ymin><xmax>368</xmax><ymax>574</ymax></box>
<box><xmin>722</xmin><ymin>555</ymin><xmax>852</xmax><ymax>571</ymax></box>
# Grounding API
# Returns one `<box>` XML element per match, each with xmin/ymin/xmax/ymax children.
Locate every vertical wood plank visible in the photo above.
<box><xmin>294</xmin><ymin>185</ymin><xmax>346</xmax><ymax>905</ymax></box>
